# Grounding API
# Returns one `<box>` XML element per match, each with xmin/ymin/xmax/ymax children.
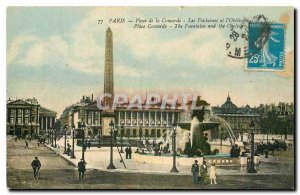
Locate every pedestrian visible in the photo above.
<box><xmin>191</xmin><ymin>160</ymin><xmax>199</xmax><ymax>184</ymax></box>
<box><xmin>31</xmin><ymin>157</ymin><xmax>41</xmax><ymax>180</ymax></box>
<box><xmin>25</xmin><ymin>140</ymin><xmax>29</xmax><ymax>149</ymax></box>
<box><xmin>125</xmin><ymin>147</ymin><xmax>129</xmax><ymax>159</ymax></box>
<box><xmin>128</xmin><ymin>146</ymin><xmax>132</xmax><ymax>159</ymax></box>
<box><xmin>200</xmin><ymin>161</ymin><xmax>208</xmax><ymax>182</ymax></box>
<box><xmin>67</xmin><ymin>146</ymin><xmax>71</xmax><ymax>156</ymax></box>
<box><xmin>88</xmin><ymin>141</ymin><xmax>91</xmax><ymax>149</ymax></box>
<box><xmin>78</xmin><ymin>159</ymin><xmax>87</xmax><ymax>180</ymax></box>
<box><xmin>210</xmin><ymin>163</ymin><xmax>217</xmax><ymax>185</ymax></box>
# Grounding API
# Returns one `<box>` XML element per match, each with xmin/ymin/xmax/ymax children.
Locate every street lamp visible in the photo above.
<box><xmin>220</xmin><ymin>129</ymin><xmax>223</xmax><ymax>153</ymax></box>
<box><xmin>63</xmin><ymin>125</ymin><xmax>68</xmax><ymax>154</ymax></box>
<box><xmin>120</xmin><ymin>124</ymin><xmax>124</xmax><ymax>153</ymax></box>
<box><xmin>98</xmin><ymin>125</ymin><xmax>102</xmax><ymax>148</ymax></box>
<box><xmin>47</xmin><ymin>129</ymin><xmax>50</xmax><ymax>144</ymax></box>
<box><xmin>170</xmin><ymin>123</ymin><xmax>179</xmax><ymax>173</ymax></box>
<box><xmin>54</xmin><ymin>129</ymin><xmax>57</xmax><ymax>148</ymax></box>
<box><xmin>139</xmin><ymin>126</ymin><xmax>142</xmax><ymax>146</ymax></box>
<box><xmin>78</xmin><ymin>118</ymin><xmax>86</xmax><ymax>161</ymax></box>
<box><xmin>248</xmin><ymin>120</ymin><xmax>257</xmax><ymax>173</ymax></box>
<box><xmin>51</xmin><ymin>129</ymin><xmax>54</xmax><ymax>147</ymax></box>
<box><xmin>107</xmin><ymin>119</ymin><xmax>116</xmax><ymax>169</ymax></box>
<box><xmin>70</xmin><ymin>123</ymin><xmax>76</xmax><ymax>159</ymax></box>
<box><xmin>114</xmin><ymin>125</ymin><xmax>119</xmax><ymax>139</ymax></box>
<box><xmin>127</xmin><ymin>129</ymin><xmax>130</xmax><ymax>145</ymax></box>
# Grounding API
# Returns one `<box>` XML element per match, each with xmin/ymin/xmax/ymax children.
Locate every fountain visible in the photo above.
<box><xmin>158</xmin><ymin>127</ymin><xmax>190</xmax><ymax>152</ymax></box>
<box><xmin>210</xmin><ymin>115</ymin><xmax>236</xmax><ymax>144</ymax></box>
<box><xmin>132</xmin><ymin>107</ymin><xmax>251</xmax><ymax>168</ymax></box>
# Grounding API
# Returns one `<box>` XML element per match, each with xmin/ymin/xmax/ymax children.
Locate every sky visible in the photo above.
<box><xmin>6</xmin><ymin>7</ymin><xmax>294</xmax><ymax>116</ymax></box>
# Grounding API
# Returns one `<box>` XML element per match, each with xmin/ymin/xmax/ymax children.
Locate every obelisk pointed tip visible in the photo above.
<box><xmin>106</xmin><ymin>27</ymin><xmax>112</xmax><ymax>32</ymax></box>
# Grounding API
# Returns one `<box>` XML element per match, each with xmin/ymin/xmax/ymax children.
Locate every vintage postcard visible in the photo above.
<box><xmin>6</xmin><ymin>6</ymin><xmax>295</xmax><ymax>190</ymax></box>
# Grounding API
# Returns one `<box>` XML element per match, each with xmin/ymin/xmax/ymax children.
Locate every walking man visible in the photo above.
<box><xmin>191</xmin><ymin>160</ymin><xmax>199</xmax><ymax>184</ymax></box>
<box><xmin>125</xmin><ymin>147</ymin><xmax>129</xmax><ymax>159</ymax></box>
<box><xmin>78</xmin><ymin>159</ymin><xmax>87</xmax><ymax>180</ymax></box>
<box><xmin>31</xmin><ymin>157</ymin><xmax>41</xmax><ymax>180</ymax></box>
<box><xmin>25</xmin><ymin>140</ymin><xmax>29</xmax><ymax>149</ymax></box>
<box><xmin>128</xmin><ymin>146</ymin><xmax>132</xmax><ymax>159</ymax></box>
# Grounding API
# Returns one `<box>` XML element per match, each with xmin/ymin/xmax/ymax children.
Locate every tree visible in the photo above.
<box><xmin>260</xmin><ymin>110</ymin><xmax>294</xmax><ymax>136</ymax></box>
<box><xmin>260</xmin><ymin>110</ymin><xmax>278</xmax><ymax>134</ymax></box>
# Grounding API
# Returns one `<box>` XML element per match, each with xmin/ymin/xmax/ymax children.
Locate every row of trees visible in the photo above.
<box><xmin>260</xmin><ymin>110</ymin><xmax>294</xmax><ymax>137</ymax></box>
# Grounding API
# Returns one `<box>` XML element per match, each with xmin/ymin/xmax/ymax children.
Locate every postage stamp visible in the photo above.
<box><xmin>247</xmin><ymin>22</ymin><xmax>285</xmax><ymax>71</ymax></box>
<box><xmin>6</xmin><ymin>6</ymin><xmax>294</xmax><ymax>190</ymax></box>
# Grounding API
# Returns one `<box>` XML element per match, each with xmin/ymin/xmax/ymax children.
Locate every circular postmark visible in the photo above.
<box><xmin>226</xmin><ymin>14</ymin><xmax>270</xmax><ymax>60</ymax></box>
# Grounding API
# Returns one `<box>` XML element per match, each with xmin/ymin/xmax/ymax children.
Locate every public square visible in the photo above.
<box><xmin>6</xmin><ymin>7</ymin><xmax>295</xmax><ymax>191</ymax></box>
<box><xmin>7</xmin><ymin>136</ymin><xmax>294</xmax><ymax>189</ymax></box>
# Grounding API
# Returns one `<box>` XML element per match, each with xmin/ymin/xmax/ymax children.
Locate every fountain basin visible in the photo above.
<box><xmin>132</xmin><ymin>153</ymin><xmax>256</xmax><ymax>167</ymax></box>
<box><xmin>132</xmin><ymin>153</ymin><xmax>203</xmax><ymax>166</ymax></box>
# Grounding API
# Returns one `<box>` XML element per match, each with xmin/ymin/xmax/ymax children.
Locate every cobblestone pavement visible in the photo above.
<box><xmin>7</xmin><ymin>137</ymin><xmax>295</xmax><ymax>190</ymax></box>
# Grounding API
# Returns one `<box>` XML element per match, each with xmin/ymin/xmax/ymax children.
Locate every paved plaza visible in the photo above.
<box><xmin>7</xmin><ymin>136</ymin><xmax>295</xmax><ymax>189</ymax></box>
<box><xmin>53</xmin><ymin>137</ymin><xmax>294</xmax><ymax>176</ymax></box>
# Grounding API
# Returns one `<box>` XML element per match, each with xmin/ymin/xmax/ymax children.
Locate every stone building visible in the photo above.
<box><xmin>59</xmin><ymin>95</ymin><xmax>182</xmax><ymax>140</ymax></box>
<box><xmin>212</xmin><ymin>95</ymin><xmax>261</xmax><ymax>136</ymax></box>
<box><xmin>39</xmin><ymin>106</ymin><xmax>57</xmax><ymax>135</ymax></box>
<box><xmin>6</xmin><ymin>97</ymin><xmax>57</xmax><ymax>137</ymax></box>
<box><xmin>59</xmin><ymin>95</ymin><xmax>102</xmax><ymax>137</ymax></box>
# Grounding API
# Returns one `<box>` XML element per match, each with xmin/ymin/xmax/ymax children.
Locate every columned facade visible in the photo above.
<box><xmin>6</xmin><ymin>98</ymin><xmax>56</xmax><ymax>137</ymax></box>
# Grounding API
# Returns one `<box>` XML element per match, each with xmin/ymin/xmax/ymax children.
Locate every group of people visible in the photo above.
<box><xmin>191</xmin><ymin>160</ymin><xmax>217</xmax><ymax>185</ymax></box>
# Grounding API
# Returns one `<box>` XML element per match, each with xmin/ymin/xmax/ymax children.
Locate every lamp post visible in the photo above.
<box><xmin>139</xmin><ymin>126</ymin><xmax>142</xmax><ymax>146</ymax></box>
<box><xmin>78</xmin><ymin>119</ymin><xmax>86</xmax><ymax>161</ymax></box>
<box><xmin>70</xmin><ymin>123</ymin><xmax>76</xmax><ymax>159</ymax></box>
<box><xmin>248</xmin><ymin>120</ymin><xmax>257</xmax><ymax>173</ymax></box>
<box><xmin>51</xmin><ymin>129</ymin><xmax>54</xmax><ymax>147</ymax></box>
<box><xmin>98</xmin><ymin>125</ymin><xmax>102</xmax><ymax>148</ymax></box>
<box><xmin>54</xmin><ymin>129</ymin><xmax>57</xmax><ymax>148</ymax></box>
<box><xmin>120</xmin><ymin>124</ymin><xmax>124</xmax><ymax>153</ymax></box>
<box><xmin>49</xmin><ymin>129</ymin><xmax>52</xmax><ymax>145</ymax></box>
<box><xmin>63</xmin><ymin>125</ymin><xmax>68</xmax><ymax>154</ymax></box>
<box><xmin>220</xmin><ymin>129</ymin><xmax>223</xmax><ymax>153</ymax></box>
<box><xmin>47</xmin><ymin>129</ymin><xmax>50</xmax><ymax>144</ymax></box>
<box><xmin>107</xmin><ymin>119</ymin><xmax>116</xmax><ymax>169</ymax></box>
<box><xmin>170</xmin><ymin>123</ymin><xmax>179</xmax><ymax>173</ymax></box>
<box><xmin>114</xmin><ymin>125</ymin><xmax>118</xmax><ymax>139</ymax></box>
<box><xmin>127</xmin><ymin>129</ymin><xmax>130</xmax><ymax>145</ymax></box>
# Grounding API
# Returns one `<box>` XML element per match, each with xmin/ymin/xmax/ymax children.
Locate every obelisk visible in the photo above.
<box><xmin>102</xmin><ymin>27</ymin><xmax>115</xmax><ymax>136</ymax></box>
<box><xmin>104</xmin><ymin>27</ymin><xmax>114</xmax><ymax>109</ymax></box>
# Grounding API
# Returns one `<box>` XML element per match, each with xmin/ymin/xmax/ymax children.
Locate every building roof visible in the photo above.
<box><xmin>220</xmin><ymin>95</ymin><xmax>238</xmax><ymax>109</ymax></box>
<box><xmin>7</xmin><ymin>98</ymin><xmax>39</xmax><ymax>106</ymax></box>
<box><xmin>39</xmin><ymin>106</ymin><xmax>57</xmax><ymax>115</ymax></box>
